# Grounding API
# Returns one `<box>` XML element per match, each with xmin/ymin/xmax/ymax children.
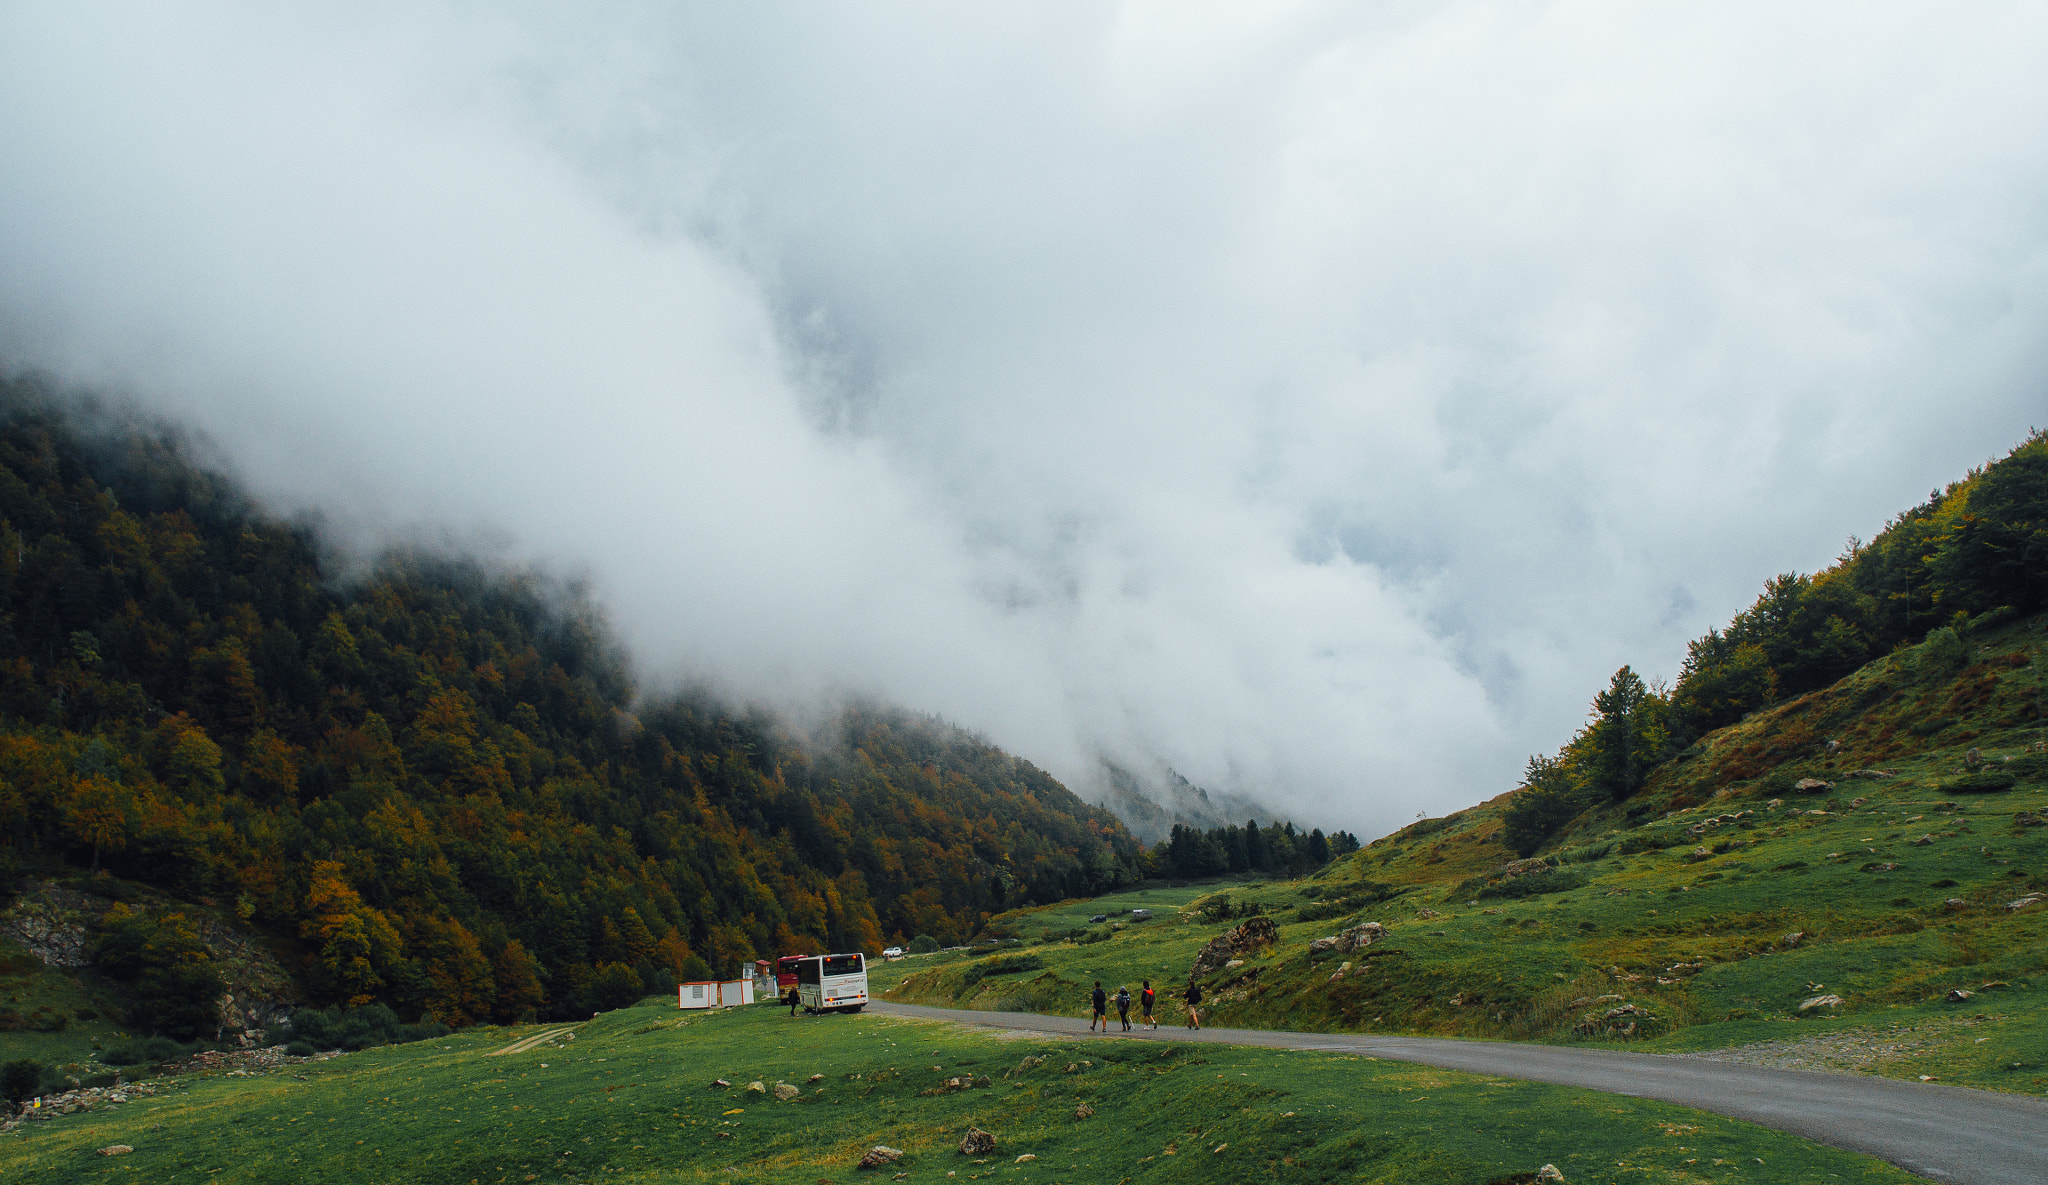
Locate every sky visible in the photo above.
<box><xmin>1</xmin><ymin>2</ymin><xmax>2044</xmax><ymax>838</ymax></box>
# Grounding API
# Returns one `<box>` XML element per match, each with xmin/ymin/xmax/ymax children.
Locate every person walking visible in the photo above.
<box><xmin>785</xmin><ymin>984</ymin><xmax>801</xmax><ymax>1017</ymax></box>
<box><xmin>1089</xmin><ymin>981</ymin><xmax>1108</xmax><ymax>1032</ymax></box>
<box><xmin>1115</xmin><ymin>985</ymin><xmax>1132</xmax><ymax>1031</ymax></box>
<box><xmin>1183</xmin><ymin>979</ymin><xmax>1202</xmax><ymax>1030</ymax></box>
<box><xmin>1140</xmin><ymin>980</ymin><xmax>1156</xmax><ymax>1030</ymax></box>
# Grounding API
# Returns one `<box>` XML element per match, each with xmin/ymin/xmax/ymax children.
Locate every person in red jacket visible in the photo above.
<box><xmin>1140</xmin><ymin>980</ymin><xmax>1156</xmax><ymax>1030</ymax></box>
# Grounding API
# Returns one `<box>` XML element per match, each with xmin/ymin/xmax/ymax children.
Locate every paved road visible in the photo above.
<box><xmin>870</xmin><ymin>1002</ymin><xmax>2048</xmax><ymax>1184</ymax></box>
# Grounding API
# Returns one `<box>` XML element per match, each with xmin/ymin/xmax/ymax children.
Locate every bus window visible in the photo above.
<box><xmin>823</xmin><ymin>954</ymin><xmax>863</xmax><ymax>976</ymax></box>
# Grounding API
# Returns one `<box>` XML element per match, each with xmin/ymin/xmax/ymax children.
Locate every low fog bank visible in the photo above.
<box><xmin>3</xmin><ymin>3</ymin><xmax>2044</xmax><ymax>838</ymax></box>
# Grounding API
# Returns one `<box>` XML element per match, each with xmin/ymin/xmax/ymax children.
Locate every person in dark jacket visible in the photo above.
<box><xmin>1089</xmin><ymin>981</ymin><xmax>1108</xmax><ymax>1032</ymax></box>
<box><xmin>1183</xmin><ymin>979</ymin><xmax>1202</xmax><ymax>1030</ymax></box>
<box><xmin>1115</xmin><ymin>985</ymin><xmax>1132</xmax><ymax>1031</ymax></box>
<box><xmin>785</xmin><ymin>985</ymin><xmax>801</xmax><ymax>1017</ymax></box>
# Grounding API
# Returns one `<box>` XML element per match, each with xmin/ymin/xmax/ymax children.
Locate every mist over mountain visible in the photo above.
<box><xmin>3</xmin><ymin>4</ymin><xmax>2044</xmax><ymax>837</ymax></box>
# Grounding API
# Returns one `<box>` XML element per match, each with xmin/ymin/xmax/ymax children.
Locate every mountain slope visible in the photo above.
<box><xmin>0</xmin><ymin>380</ymin><xmax>1141</xmax><ymax>1029</ymax></box>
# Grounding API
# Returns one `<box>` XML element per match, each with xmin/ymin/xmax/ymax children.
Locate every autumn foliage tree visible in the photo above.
<box><xmin>0</xmin><ymin>381</ymin><xmax>1145</xmax><ymax>1024</ymax></box>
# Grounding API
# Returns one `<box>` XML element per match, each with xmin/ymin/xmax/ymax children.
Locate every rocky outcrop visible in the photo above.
<box><xmin>959</xmin><ymin>1126</ymin><xmax>997</xmax><ymax>1155</ymax></box>
<box><xmin>1191</xmin><ymin>916</ymin><xmax>1279</xmax><ymax>976</ymax></box>
<box><xmin>857</xmin><ymin>1146</ymin><xmax>903</xmax><ymax>1170</ymax></box>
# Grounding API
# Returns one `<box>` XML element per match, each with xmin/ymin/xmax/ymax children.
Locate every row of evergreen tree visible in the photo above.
<box><xmin>1152</xmin><ymin>818</ymin><xmax>1360</xmax><ymax>879</ymax></box>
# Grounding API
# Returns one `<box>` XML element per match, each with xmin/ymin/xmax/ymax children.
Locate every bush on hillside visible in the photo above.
<box><xmin>99</xmin><ymin>1036</ymin><xmax>193</xmax><ymax>1066</ymax></box>
<box><xmin>907</xmin><ymin>935</ymin><xmax>939</xmax><ymax>954</ymax></box>
<box><xmin>1474</xmin><ymin>868</ymin><xmax>1589</xmax><ymax>901</ymax></box>
<box><xmin>0</xmin><ymin>1059</ymin><xmax>40</xmax><ymax>1104</ymax></box>
<box><xmin>587</xmin><ymin>962</ymin><xmax>646</xmax><ymax>1012</ymax></box>
<box><xmin>1616</xmin><ymin>831</ymin><xmax>1681</xmax><ymax>854</ymax></box>
<box><xmin>959</xmin><ymin>953</ymin><xmax>1044</xmax><ymax>988</ymax></box>
<box><xmin>280</xmin><ymin>1004</ymin><xmax>449</xmax><ymax>1052</ymax></box>
<box><xmin>90</xmin><ymin>906</ymin><xmax>225</xmax><ymax>1041</ymax></box>
<box><xmin>1944</xmin><ymin>771</ymin><xmax>2018</xmax><ymax>794</ymax></box>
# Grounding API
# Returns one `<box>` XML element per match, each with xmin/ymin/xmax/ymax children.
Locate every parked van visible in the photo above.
<box><xmin>793</xmin><ymin>952</ymin><xmax>869</xmax><ymax>1013</ymax></box>
<box><xmin>1129</xmin><ymin>908</ymin><xmax>1152</xmax><ymax>920</ymax></box>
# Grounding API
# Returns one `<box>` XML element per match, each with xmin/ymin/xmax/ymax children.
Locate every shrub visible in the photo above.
<box><xmin>0</xmin><ymin>1059</ymin><xmax>40</xmax><ymax>1104</ymax></box>
<box><xmin>285</xmin><ymin>1041</ymin><xmax>317</xmax><ymax>1057</ymax></box>
<box><xmin>907</xmin><ymin>935</ymin><xmax>939</xmax><ymax>955</ymax></box>
<box><xmin>587</xmin><ymin>962</ymin><xmax>645</xmax><ymax>1012</ymax></box>
<box><xmin>959</xmin><ymin>953</ymin><xmax>1045</xmax><ymax>988</ymax></box>
<box><xmin>2007</xmin><ymin>753</ymin><xmax>2048</xmax><ymax>781</ymax></box>
<box><xmin>1617</xmin><ymin>832</ymin><xmax>1681</xmax><ymax>855</ymax></box>
<box><xmin>91</xmin><ymin>906</ymin><xmax>225</xmax><ymax>1041</ymax></box>
<box><xmin>1946</xmin><ymin>771</ymin><xmax>2018</xmax><ymax>795</ymax></box>
<box><xmin>1475</xmin><ymin>868</ymin><xmax>1589</xmax><ymax>901</ymax></box>
<box><xmin>281</xmin><ymin>1004</ymin><xmax>447</xmax><ymax>1052</ymax></box>
<box><xmin>1073</xmin><ymin>928</ymin><xmax>1113</xmax><ymax>945</ymax></box>
<box><xmin>1914</xmin><ymin>627</ymin><xmax>1967</xmax><ymax>679</ymax></box>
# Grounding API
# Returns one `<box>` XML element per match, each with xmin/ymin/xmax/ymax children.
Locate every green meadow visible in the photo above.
<box><xmin>0</xmin><ymin>999</ymin><xmax>1930</xmax><ymax>1184</ymax></box>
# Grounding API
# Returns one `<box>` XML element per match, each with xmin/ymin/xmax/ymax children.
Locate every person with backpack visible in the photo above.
<box><xmin>1140</xmin><ymin>980</ymin><xmax>1156</xmax><ymax>1030</ymax></box>
<box><xmin>1089</xmin><ymin>981</ymin><xmax>1108</xmax><ymax>1032</ymax></box>
<box><xmin>1183</xmin><ymin>979</ymin><xmax>1202</xmax><ymax>1030</ymax></box>
<box><xmin>1115</xmin><ymin>985</ymin><xmax>1132</xmax><ymax>1031</ymax></box>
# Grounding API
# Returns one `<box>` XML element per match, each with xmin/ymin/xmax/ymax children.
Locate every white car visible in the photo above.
<box><xmin>883</xmin><ymin>946</ymin><xmax>905</xmax><ymax>960</ymax></box>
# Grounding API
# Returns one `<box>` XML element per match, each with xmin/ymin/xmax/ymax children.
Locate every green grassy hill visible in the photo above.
<box><xmin>874</xmin><ymin>612</ymin><xmax>2048</xmax><ymax>1096</ymax></box>
<box><xmin>0</xmin><ymin>998</ymin><xmax>1928</xmax><ymax>1184</ymax></box>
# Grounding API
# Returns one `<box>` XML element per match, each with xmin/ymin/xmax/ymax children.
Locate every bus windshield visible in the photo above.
<box><xmin>822</xmin><ymin>954</ymin><xmax>863</xmax><ymax>976</ymax></box>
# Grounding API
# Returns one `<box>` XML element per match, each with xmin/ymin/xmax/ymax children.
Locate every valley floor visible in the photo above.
<box><xmin>0</xmin><ymin>999</ymin><xmax>1939</xmax><ymax>1185</ymax></box>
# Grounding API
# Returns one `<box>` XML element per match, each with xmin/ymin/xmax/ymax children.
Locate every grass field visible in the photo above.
<box><xmin>0</xmin><ymin>998</ymin><xmax>1934</xmax><ymax>1184</ymax></box>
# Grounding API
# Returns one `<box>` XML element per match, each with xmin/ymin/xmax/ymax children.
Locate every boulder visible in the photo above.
<box><xmin>1798</xmin><ymin>994</ymin><xmax>1842</xmax><ymax>1011</ymax></box>
<box><xmin>959</xmin><ymin>1126</ymin><xmax>997</xmax><ymax>1156</ymax></box>
<box><xmin>1336</xmin><ymin>922</ymin><xmax>1385</xmax><ymax>953</ymax></box>
<box><xmin>1793</xmin><ymin>778</ymin><xmax>1831</xmax><ymax>793</ymax></box>
<box><xmin>1947</xmin><ymin>988</ymin><xmax>1975</xmax><ymax>1002</ymax></box>
<box><xmin>1015</xmin><ymin>1154</ymin><xmax>1037</xmax><ymax>1163</ymax></box>
<box><xmin>1537</xmin><ymin>1166</ymin><xmax>1565</xmax><ymax>1182</ymax></box>
<box><xmin>1192</xmin><ymin>916</ymin><xmax>1279</xmax><ymax>975</ymax></box>
<box><xmin>1308</xmin><ymin>937</ymin><xmax>1339</xmax><ymax>956</ymax></box>
<box><xmin>808</xmin><ymin>1073</ymin><xmax>825</xmax><ymax>1083</ymax></box>
<box><xmin>745</xmin><ymin>1081</ymin><xmax>766</xmax><ymax>1094</ymax></box>
<box><xmin>1780</xmin><ymin>931</ymin><xmax>1804</xmax><ymax>948</ymax></box>
<box><xmin>1942</xmin><ymin>898</ymin><xmax>1969</xmax><ymax>913</ymax></box>
<box><xmin>857</xmin><ymin>1146</ymin><xmax>904</xmax><ymax>1170</ymax></box>
<box><xmin>97</xmin><ymin>1145</ymin><xmax>133</xmax><ymax>1157</ymax></box>
<box><xmin>773</xmin><ymin>1082</ymin><xmax>800</xmax><ymax>1101</ymax></box>
<box><xmin>1072</xmin><ymin>1103</ymin><xmax>1094</xmax><ymax>1120</ymax></box>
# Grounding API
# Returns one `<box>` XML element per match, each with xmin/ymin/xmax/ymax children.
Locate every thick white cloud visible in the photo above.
<box><xmin>2</xmin><ymin>2</ymin><xmax>2043</xmax><ymax>837</ymax></box>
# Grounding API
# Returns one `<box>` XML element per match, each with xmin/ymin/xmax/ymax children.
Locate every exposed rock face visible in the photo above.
<box><xmin>959</xmin><ymin>1126</ymin><xmax>997</xmax><ymax>1155</ymax></box>
<box><xmin>1191</xmin><ymin>916</ymin><xmax>1279</xmax><ymax>976</ymax></box>
<box><xmin>857</xmin><ymin>1146</ymin><xmax>904</xmax><ymax>1169</ymax></box>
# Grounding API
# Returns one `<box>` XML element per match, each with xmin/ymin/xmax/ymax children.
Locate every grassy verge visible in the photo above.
<box><xmin>0</xmin><ymin>998</ymin><xmax>1932</xmax><ymax>1184</ymax></box>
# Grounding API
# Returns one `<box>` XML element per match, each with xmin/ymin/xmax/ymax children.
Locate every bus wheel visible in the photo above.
<box><xmin>845</xmin><ymin>1004</ymin><xmax>864</xmax><ymax>1013</ymax></box>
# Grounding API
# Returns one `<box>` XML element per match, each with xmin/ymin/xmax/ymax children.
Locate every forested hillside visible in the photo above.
<box><xmin>1503</xmin><ymin>429</ymin><xmax>2048</xmax><ymax>855</ymax></box>
<box><xmin>0</xmin><ymin>382</ymin><xmax>1144</xmax><ymax>1026</ymax></box>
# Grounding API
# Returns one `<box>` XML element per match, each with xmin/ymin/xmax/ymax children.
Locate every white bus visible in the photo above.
<box><xmin>793</xmin><ymin>952</ymin><xmax>868</xmax><ymax>1013</ymax></box>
